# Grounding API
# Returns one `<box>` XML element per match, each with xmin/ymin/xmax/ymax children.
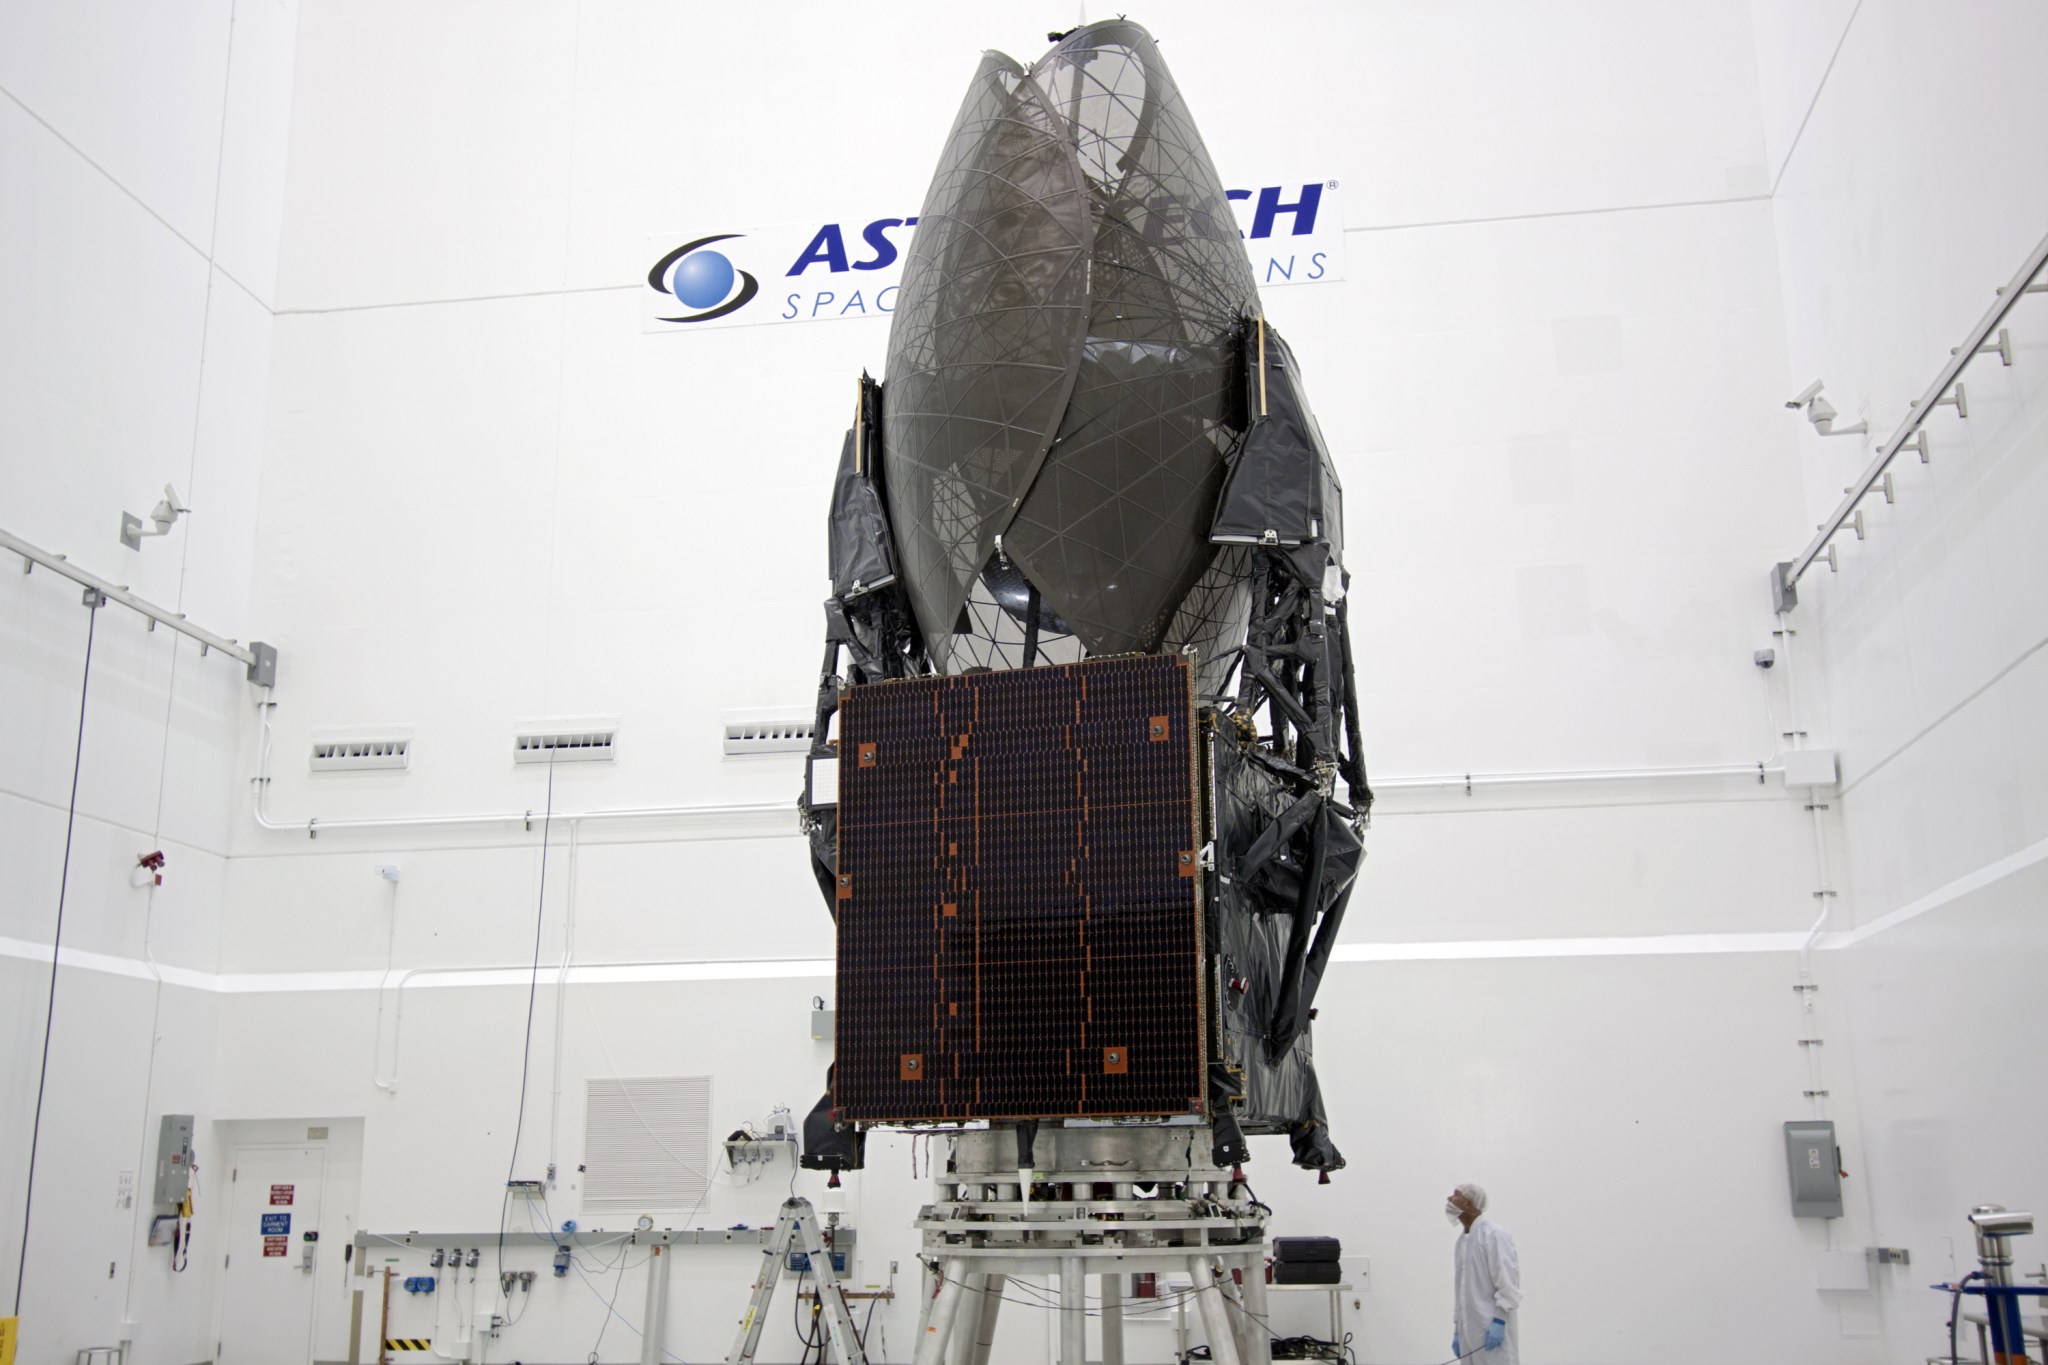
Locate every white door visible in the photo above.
<box><xmin>218</xmin><ymin>1144</ymin><xmax>327</xmax><ymax>1365</ymax></box>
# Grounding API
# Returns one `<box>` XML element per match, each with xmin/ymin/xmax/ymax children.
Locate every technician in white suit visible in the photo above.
<box><xmin>1448</xmin><ymin>1183</ymin><xmax>1520</xmax><ymax>1363</ymax></box>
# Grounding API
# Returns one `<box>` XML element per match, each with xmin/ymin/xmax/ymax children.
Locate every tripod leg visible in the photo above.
<box><xmin>1194</xmin><ymin>1261</ymin><xmax>1245</xmax><ymax>1365</ymax></box>
<box><xmin>912</xmin><ymin>1259</ymin><xmax>970</xmax><ymax>1365</ymax></box>
<box><xmin>1059</xmin><ymin>1258</ymin><xmax>1086</xmax><ymax>1365</ymax></box>
<box><xmin>966</xmin><ymin>1275</ymin><xmax>1004</xmax><ymax>1365</ymax></box>
<box><xmin>1101</xmin><ymin>1272</ymin><xmax>1125</xmax><ymax>1365</ymax></box>
<box><xmin>948</xmin><ymin>1276</ymin><xmax>985</xmax><ymax>1365</ymax></box>
<box><xmin>1238</xmin><ymin>1255</ymin><xmax>1272</xmax><ymax>1365</ymax></box>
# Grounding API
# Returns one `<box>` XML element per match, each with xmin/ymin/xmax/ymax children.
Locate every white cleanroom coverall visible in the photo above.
<box><xmin>1453</xmin><ymin>1217</ymin><xmax>1521</xmax><ymax>1365</ymax></box>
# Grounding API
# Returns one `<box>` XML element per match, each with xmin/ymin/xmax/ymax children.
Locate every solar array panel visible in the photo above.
<box><xmin>833</xmin><ymin>653</ymin><xmax>1206</xmax><ymax>1121</ymax></box>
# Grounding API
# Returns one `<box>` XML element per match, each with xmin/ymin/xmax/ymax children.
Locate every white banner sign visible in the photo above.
<box><xmin>643</xmin><ymin>178</ymin><xmax>1343</xmax><ymax>333</ymax></box>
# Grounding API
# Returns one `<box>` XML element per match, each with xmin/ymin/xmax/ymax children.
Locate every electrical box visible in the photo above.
<box><xmin>788</xmin><ymin>1227</ymin><xmax>855</xmax><ymax>1275</ymax></box>
<box><xmin>1784</xmin><ymin>1120</ymin><xmax>1842</xmax><ymax>1218</ymax></box>
<box><xmin>1779</xmin><ymin>748</ymin><xmax>1839</xmax><ymax>789</ymax></box>
<box><xmin>153</xmin><ymin>1114</ymin><xmax>195</xmax><ymax>1206</ymax></box>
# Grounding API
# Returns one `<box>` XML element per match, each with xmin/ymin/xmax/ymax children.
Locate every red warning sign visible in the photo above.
<box><xmin>263</xmin><ymin>1235</ymin><xmax>289</xmax><ymax>1257</ymax></box>
<box><xmin>270</xmin><ymin>1184</ymin><xmax>294</xmax><ymax>1206</ymax></box>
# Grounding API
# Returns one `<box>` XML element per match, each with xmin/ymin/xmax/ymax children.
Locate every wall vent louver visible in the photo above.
<box><xmin>722</xmin><ymin>709</ymin><xmax>815</xmax><ymax>757</ymax></box>
<box><xmin>309</xmin><ymin>731</ymin><xmax>412</xmax><ymax>773</ymax></box>
<box><xmin>513</xmin><ymin>722</ymin><xmax>619</xmax><ymax>764</ymax></box>
<box><xmin>582</xmin><ymin>1076</ymin><xmax>710</xmax><ymax>1212</ymax></box>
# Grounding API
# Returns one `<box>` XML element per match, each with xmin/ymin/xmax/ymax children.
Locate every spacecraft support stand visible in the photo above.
<box><xmin>910</xmin><ymin>1127</ymin><xmax>1271</xmax><ymax>1365</ymax></box>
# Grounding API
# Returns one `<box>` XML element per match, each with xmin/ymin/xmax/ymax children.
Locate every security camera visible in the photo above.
<box><xmin>120</xmin><ymin>483</ymin><xmax>192</xmax><ymax>551</ymax></box>
<box><xmin>150</xmin><ymin>484</ymin><xmax>189</xmax><ymax>531</ymax></box>
<box><xmin>1753</xmin><ymin>649</ymin><xmax>1776</xmax><ymax>669</ymax></box>
<box><xmin>1786</xmin><ymin>379</ymin><xmax>1824</xmax><ymax>409</ymax></box>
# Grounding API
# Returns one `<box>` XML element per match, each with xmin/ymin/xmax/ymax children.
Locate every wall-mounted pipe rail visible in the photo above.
<box><xmin>1776</xmin><ymin>226</ymin><xmax>2048</xmax><ymax>603</ymax></box>
<box><xmin>1</xmin><ymin>526</ymin><xmax>276</xmax><ymax>683</ymax></box>
<box><xmin>254</xmin><ymin>760</ymin><xmax>1791</xmax><ymax>841</ymax></box>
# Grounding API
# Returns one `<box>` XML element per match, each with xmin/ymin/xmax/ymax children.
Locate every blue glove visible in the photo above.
<box><xmin>1484</xmin><ymin>1318</ymin><xmax>1506</xmax><ymax>1351</ymax></box>
<box><xmin>1453</xmin><ymin>1336</ymin><xmax>1461</xmax><ymax>1357</ymax></box>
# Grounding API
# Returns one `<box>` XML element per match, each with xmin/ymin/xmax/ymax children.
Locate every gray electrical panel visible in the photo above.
<box><xmin>153</xmin><ymin>1113</ymin><xmax>195</xmax><ymax>1206</ymax></box>
<box><xmin>1784</xmin><ymin>1120</ymin><xmax>1842</xmax><ymax>1218</ymax></box>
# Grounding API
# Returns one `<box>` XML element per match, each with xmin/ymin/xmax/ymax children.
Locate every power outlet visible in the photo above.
<box><xmin>1341</xmin><ymin>1254</ymin><xmax>1371</xmax><ymax>1292</ymax></box>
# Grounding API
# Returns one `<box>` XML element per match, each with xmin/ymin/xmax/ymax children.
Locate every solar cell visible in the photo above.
<box><xmin>833</xmin><ymin>653</ymin><xmax>1205</xmax><ymax>1121</ymax></box>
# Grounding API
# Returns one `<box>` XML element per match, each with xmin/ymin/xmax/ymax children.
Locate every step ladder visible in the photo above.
<box><xmin>728</xmin><ymin>1197</ymin><xmax>868</xmax><ymax>1365</ymax></box>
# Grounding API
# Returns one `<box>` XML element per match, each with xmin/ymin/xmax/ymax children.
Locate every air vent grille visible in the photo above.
<box><xmin>309</xmin><ymin>733</ymin><xmax>412</xmax><ymax>772</ymax></box>
<box><xmin>723</xmin><ymin>709</ymin><xmax>816</xmax><ymax>757</ymax></box>
<box><xmin>514</xmin><ymin>726</ymin><xmax>618</xmax><ymax>764</ymax></box>
<box><xmin>582</xmin><ymin>1076</ymin><xmax>710</xmax><ymax>1212</ymax></box>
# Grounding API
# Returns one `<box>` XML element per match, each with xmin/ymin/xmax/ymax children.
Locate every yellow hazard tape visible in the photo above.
<box><xmin>383</xmin><ymin>1339</ymin><xmax>432</xmax><ymax>1351</ymax></box>
<box><xmin>0</xmin><ymin>1315</ymin><xmax>18</xmax><ymax>1365</ymax></box>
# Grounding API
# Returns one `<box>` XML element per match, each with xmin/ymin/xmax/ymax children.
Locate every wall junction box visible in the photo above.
<box><xmin>1779</xmin><ymin>748</ymin><xmax>1839</xmax><ymax>789</ymax></box>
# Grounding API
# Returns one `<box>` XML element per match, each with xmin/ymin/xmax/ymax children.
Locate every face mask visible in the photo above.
<box><xmin>1445</xmin><ymin>1202</ymin><xmax>1462</xmax><ymax>1224</ymax></box>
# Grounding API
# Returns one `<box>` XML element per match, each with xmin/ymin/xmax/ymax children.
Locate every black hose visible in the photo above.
<box><xmin>1950</xmin><ymin>1270</ymin><xmax>1984</xmax><ymax>1365</ymax></box>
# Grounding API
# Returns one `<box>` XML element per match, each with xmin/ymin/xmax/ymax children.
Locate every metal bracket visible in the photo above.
<box><xmin>1846</xmin><ymin>471</ymin><xmax>1895</xmax><ymax>505</ymax></box>
<box><xmin>246</xmin><ymin>641</ymin><xmax>278</xmax><ymax>688</ymax></box>
<box><xmin>1952</xmin><ymin>327</ymin><xmax>2013</xmax><ymax>367</ymax></box>
<box><xmin>1770</xmin><ymin>561</ymin><xmax>1798</xmax><ymax>614</ymax></box>
<box><xmin>1900</xmin><ymin>430</ymin><xmax>1931</xmax><ymax>463</ymax></box>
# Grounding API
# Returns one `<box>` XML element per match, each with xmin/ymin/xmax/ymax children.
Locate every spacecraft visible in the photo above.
<box><xmin>797</xmin><ymin>19</ymin><xmax>1370</xmax><ymax>1179</ymax></box>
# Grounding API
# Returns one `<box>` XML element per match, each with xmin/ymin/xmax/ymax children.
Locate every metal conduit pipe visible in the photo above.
<box><xmin>253</xmin><ymin>761</ymin><xmax>1788</xmax><ymax>841</ymax></box>
<box><xmin>2</xmin><ymin>526</ymin><xmax>275</xmax><ymax>678</ymax></box>
<box><xmin>1778</xmin><ymin>225</ymin><xmax>2048</xmax><ymax>596</ymax></box>
<box><xmin>253</xmin><ymin>790</ymin><xmax>793</xmax><ymax>839</ymax></box>
<box><xmin>1376</xmin><ymin>762</ymin><xmax>1779</xmax><ymax>792</ymax></box>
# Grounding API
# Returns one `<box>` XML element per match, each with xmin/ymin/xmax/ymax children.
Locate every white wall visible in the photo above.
<box><xmin>1754</xmin><ymin>0</ymin><xmax>2048</xmax><ymax>1353</ymax></box>
<box><xmin>7</xmin><ymin>1</ymin><xmax>2044</xmax><ymax>1363</ymax></box>
<box><xmin>0</xmin><ymin>0</ymin><xmax>297</xmax><ymax>1360</ymax></box>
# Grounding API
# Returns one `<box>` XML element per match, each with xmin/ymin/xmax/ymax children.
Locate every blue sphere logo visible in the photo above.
<box><xmin>648</xmin><ymin>234</ymin><xmax>759</xmax><ymax>324</ymax></box>
<box><xmin>671</xmin><ymin>249</ymin><xmax>735</xmax><ymax>309</ymax></box>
